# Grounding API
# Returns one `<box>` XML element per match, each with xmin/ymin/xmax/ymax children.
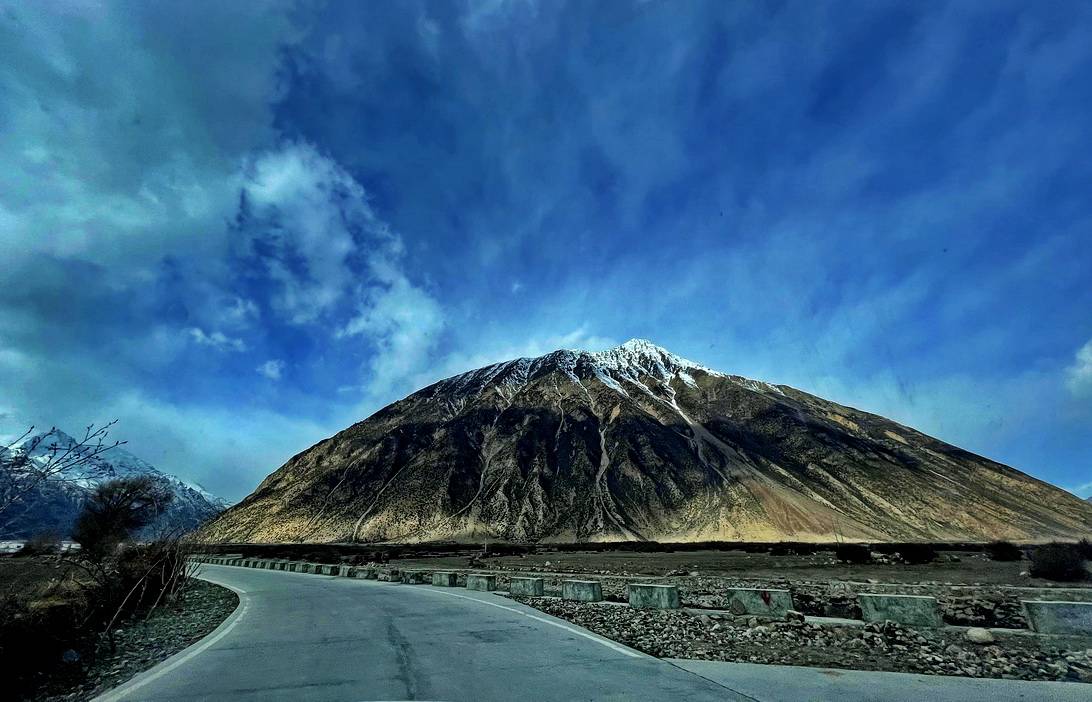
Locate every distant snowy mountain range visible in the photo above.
<box><xmin>0</xmin><ymin>428</ymin><xmax>228</xmax><ymax>539</ymax></box>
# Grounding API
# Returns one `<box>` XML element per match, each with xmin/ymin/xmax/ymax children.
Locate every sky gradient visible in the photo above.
<box><xmin>1</xmin><ymin>0</ymin><xmax>1090</xmax><ymax>502</ymax></box>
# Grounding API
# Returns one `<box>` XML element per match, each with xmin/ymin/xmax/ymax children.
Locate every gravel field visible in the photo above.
<box><xmin>514</xmin><ymin>596</ymin><xmax>1092</xmax><ymax>683</ymax></box>
<box><xmin>31</xmin><ymin>579</ymin><xmax>238</xmax><ymax>702</ymax></box>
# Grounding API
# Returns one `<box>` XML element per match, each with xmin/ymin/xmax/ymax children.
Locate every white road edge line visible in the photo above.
<box><xmin>412</xmin><ymin>586</ymin><xmax>644</xmax><ymax>658</ymax></box>
<box><xmin>92</xmin><ymin>570</ymin><xmax>250</xmax><ymax>702</ymax></box>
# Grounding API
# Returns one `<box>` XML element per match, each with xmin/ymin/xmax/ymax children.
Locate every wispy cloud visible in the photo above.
<box><xmin>187</xmin><ymin>328</ymin><xmax>246</xmax><ymax>352</ymax></box>
<box><xmin>1066</xmin><ymin>339</ymin><xmax>1092</xmax><ymax>398</ymax></box>
<box><xmin>256</xmin><ymin>359</ymin><xmax>286</xmax><ymax>380</ymax></box>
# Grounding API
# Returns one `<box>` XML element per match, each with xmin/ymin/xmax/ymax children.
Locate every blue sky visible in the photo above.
<box><xmin>1</xmin><ymin>1</ymin><xmax>1090</xmax><ymax>502</ymax></box>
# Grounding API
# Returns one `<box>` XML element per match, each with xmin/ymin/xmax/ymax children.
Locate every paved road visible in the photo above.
<box><xmin>95</xmin><ymin>565</ymin><xmax>1092</xmax><ymax>702</ymax></box>
<box><xmin>95</xmin><ymin>565</ymin><xmax>750</xmax><ymax>701</ymax></box>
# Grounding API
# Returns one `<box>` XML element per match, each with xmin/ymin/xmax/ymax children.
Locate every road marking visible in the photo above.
<box><xmin>93</xmin><ymin>572</ymin><xmax>250</xmax><ymax>702</ymax></box>
<box><xmin>411</xmin><ymin>586</ymin><xmax>644</xmax><ymax>658</ymax></box>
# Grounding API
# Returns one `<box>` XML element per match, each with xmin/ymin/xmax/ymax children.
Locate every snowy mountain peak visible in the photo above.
<box><xmin>588</xmin><ymin>339</ymin><xmax>717</xmax><ymax>377</ymax></box>
<box><xmin>432</xmin><ymin>338</ymin><xmax>731</xmax><ymax>402</ymax></box>
<box><xmin>617</xmin><ymin>338</ymin><xmax>668</xmax><ymax>353</ymax></box>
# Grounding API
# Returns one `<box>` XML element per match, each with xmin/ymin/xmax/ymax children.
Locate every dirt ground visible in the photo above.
<box><xmin>0</xmin><ymin>554</ymin><xmax>77</xmax><ymax>593</ymax></box>
<box><xmin>391</xmin><ymin>548</ymin><xmax>1092</xmax><ymax>588</ymax></box>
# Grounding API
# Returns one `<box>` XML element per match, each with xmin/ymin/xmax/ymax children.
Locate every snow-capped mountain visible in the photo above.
<box><xmin>1</xmin><ymin>428</ymin><xmax>228</xmax><ymax>539</ymax></box>
<box><xmin>202</xmin><ymin>339</ymin><xmax>1092</xmax><ymax>544</ymax></box>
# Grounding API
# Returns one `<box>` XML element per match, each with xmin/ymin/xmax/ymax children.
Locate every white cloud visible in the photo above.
<box><xmin>256</xmin><ymin>359</ymin><xmax>286</xmax><ymax>380</ymax></box>
<box><xmin>338</xmin><ymin>275</ymin><xmax>445</xmax><ymax>400</ymax></box>
<box><xmin>1066</xmin><ymin>339</ymin><xmax>1092</xmax><ymax>397</ymax></box>
<box><xmin>186</xmin><ymin>327</ymin><xmax>246</xmax><ymax>352</ymax></box>
<box><xmin>241</xmin><ymin>142</ymin><xmax>406</xmax><ymax>324</ymax></box>
<box><xmin>241</xmin><ymin>141</ymin><xmax>448</xmax><ymax>401</ymax></box>
<box><xmin>0</xmin><ymin>2</ymin><xmax>298</xmax><ymax>277</ymax></box>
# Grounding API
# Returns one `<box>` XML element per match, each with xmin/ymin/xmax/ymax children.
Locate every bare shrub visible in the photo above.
<box><xmin>1029</xmin><ymin>542</ymin><xmax>1088</xmax><ymax>582</ymax></box>
<box><xmin>835</xmin><ymin>543</ymin><xmax>871</xmax><ymax>564</ymax></box>
<box><xmin>72</xmin><ymin>476</ymin><xmax>172</xmax><ymax>559</ymax></box>
<box><xmin>0</xmin><ymin>422</ymin><xmax>123</xmax><ymax>533</ymax></box>
<box><xmin>896</xmin><ymin>543</ymin><xmax>936</xmax><ymax>564</ymax></box>
<box><xmin>985</xmin><ymin>540</ymin><xmax>1024</xmax><ymax>561</ymax></box>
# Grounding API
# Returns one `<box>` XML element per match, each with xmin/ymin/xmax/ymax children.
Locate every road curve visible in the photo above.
<box><xmin>93</xmin><ymin>565</ymin><xmax>752</xmax><ymax>701</ymax></box>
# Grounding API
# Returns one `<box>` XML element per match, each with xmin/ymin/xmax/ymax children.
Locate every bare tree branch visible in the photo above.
<box><xmin>0</xmin><ymin>420</ymin><xmax>126</xmax><ymax>535</ymax></box>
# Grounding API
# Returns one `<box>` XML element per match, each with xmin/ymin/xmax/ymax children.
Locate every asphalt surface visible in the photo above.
<box><xmin>93</xmin><ymin>565</ymin><xmax>750</xmax><ymax>701</ymax></box>
<box><xmin>94</xmin><ymin>564</ymin><xmax>1092</xmax><ymax>702</ymax></box>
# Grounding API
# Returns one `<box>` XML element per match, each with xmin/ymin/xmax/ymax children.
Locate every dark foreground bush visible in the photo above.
<box><xmin>835</xmin><ymin>543</ymin><xmax>871</xmax><ymax>564</ymax></box>
<box><xmin>0</xmin><ymin>540</ymin><xmax>191</xmax><ymax>699</ymax></box>
<box><xmin>1079</xmin><ymin>538</ymin><xmax>1092</xmax><ymax>560</ymax></box>
<box><xmin>985</xmin><ymin>540</ymin><xmax>1024</xmax><ymax>561</ymax></box>
<box><xmin>1029</xmin><ymin>542</ymin><xmax>1088</xmax><ymax>582</ymax></box>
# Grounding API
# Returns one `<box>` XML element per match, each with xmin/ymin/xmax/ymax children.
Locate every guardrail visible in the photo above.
<box><xmin>186</xmin><ymin>557</ymin><xmax>1092</xmax><ymax>625</ymax></box>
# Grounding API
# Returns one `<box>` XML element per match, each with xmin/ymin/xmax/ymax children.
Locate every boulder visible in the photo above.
<box><xmin>965</xmin><ymin>627</ymin><xmax>995</xmax><ymax>644</ymax></box>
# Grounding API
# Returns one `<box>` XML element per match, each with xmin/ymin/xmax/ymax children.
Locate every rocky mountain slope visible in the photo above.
<box><xmin>202</xmin><ymin>340</ymin><xmax>1092</xmax><ymax>544</ymax></box>
<box><xmin>1</xmin><ymin>429</ymin><xmax>228</xmax><ymax>538</ymax></box>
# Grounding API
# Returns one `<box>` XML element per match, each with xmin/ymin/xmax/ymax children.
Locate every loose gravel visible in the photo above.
<box><xmin>517</xmin><ymin>596</ymin><xmax>1092</xmax><ymax>683</ymax></box>
<box><xmin>33</xmin><ymin>579</ymin><xmax>238</xmax><ymax>702</ymax></box>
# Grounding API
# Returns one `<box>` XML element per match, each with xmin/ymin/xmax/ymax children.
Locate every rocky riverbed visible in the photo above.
<box><xmin>515</xmin><ymin>596</ymin><xmax>1092</xmax><ymax>683</ymax></box>
<box><xmin>33</xmin><ymin>579</ymin><xmax>238</xmax><ymax>702</ymax></box>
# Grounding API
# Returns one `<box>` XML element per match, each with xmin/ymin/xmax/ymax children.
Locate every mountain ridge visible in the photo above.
<box><xmin>202</xmin><ymin>340</ymin><xmax>1092</xmax><ymax>544</ymax></box>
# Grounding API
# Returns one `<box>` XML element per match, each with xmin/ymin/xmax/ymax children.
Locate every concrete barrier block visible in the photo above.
<box><xmin>723</xmin><ymin>587</ymin><xmax>793</xmax><ymax>618</ymax></box>
<box><xmin>404</xmin><ymin>571</ymin><xmax>431</xmax><ymax>584</ymax></box>
<box><xmin>509</xmin><ymin>577</ymin><xmax>544</xmax><ymax>596</ymax></box>
<box><xmin>323</xmin><ymin>565</ymin><xmax>339</xmax><ymax>576</ymax></box>
<box><xmin>562</xmin><ymin>580</ymin><xmax>603</xmax><ymax>602</ymax></box>
<box><xmin>466</xmin><ymin>574</ymin><xmax>497</xmax><ymax>592</ymax></box>
<box><xmin>377</xmin><ymin>568</ymin><xmax>400</xmax><ymax>582</ymax></box>
<box><xmin>338</xmin><ymin>565</ymin><xmax>352</xmax><ymax>577</ymax></box>
<box><xmin>1022</xmin><ymin>600</ymin><xmax>1092</xmax><ymax>636</ymax></box>
<box><xmin>628</xmin><ymin>583</ymin><xmax>680</xmax><ymax>609</ymax></box>
<box><xmin>859</xmin><ymin>593</ymin><xmax>942</xmax><ymax>628</ymax></box>
<box><xmin>432</xmin><ymin>572</ymin><xmax>458</xmax><ymax>587</ymax></box>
